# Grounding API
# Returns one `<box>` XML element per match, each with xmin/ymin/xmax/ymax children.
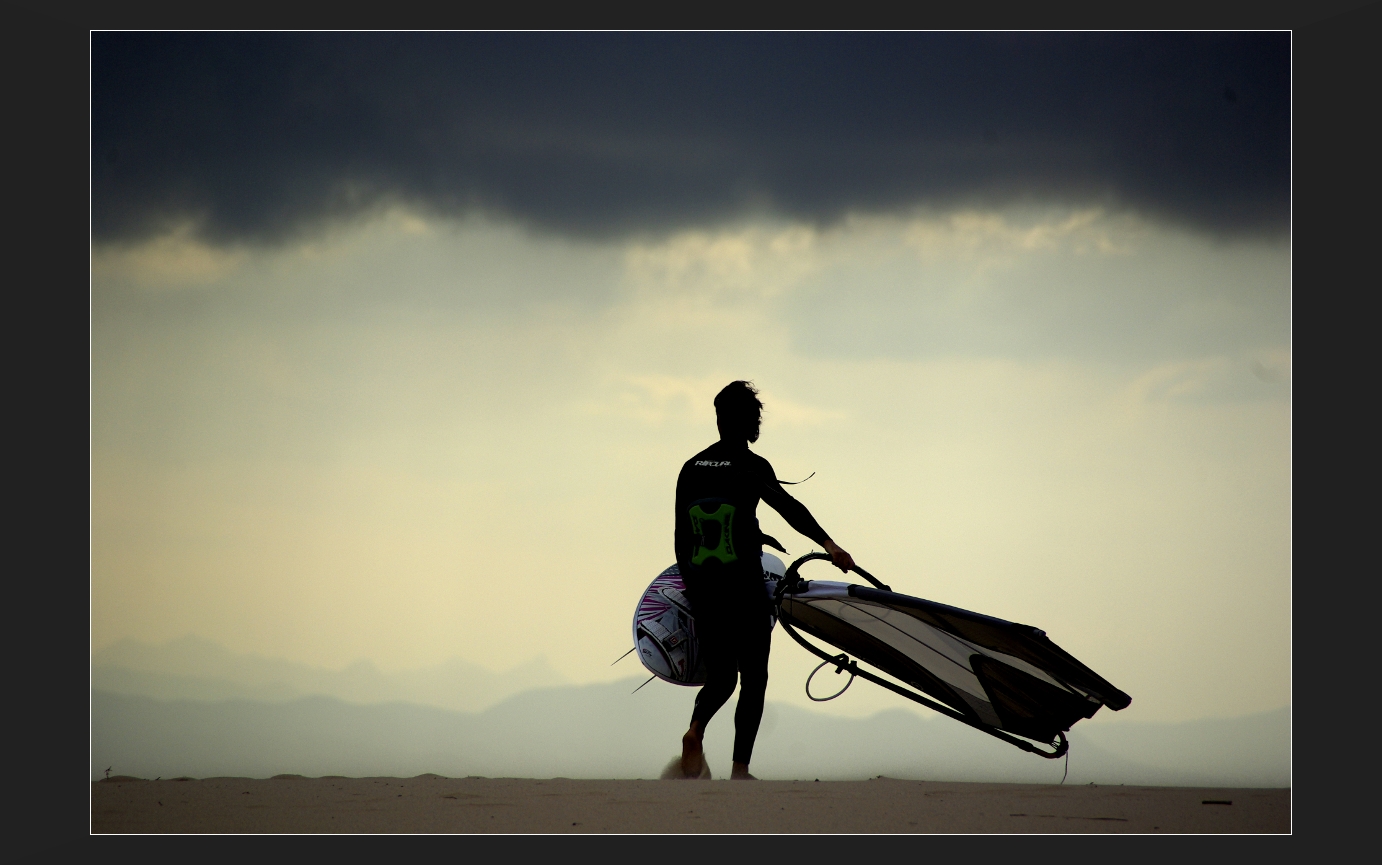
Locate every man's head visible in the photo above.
<box><xmin>714</xmin><ymin>380</ymin><xmax>763</xmax><ymax>444</ymax></box>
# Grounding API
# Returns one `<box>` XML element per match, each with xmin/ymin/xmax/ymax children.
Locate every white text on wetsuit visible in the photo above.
<box><xmin>695</xmin><ymin>460</ymin><xmax>732</xmax><ymax>467</ymax></box>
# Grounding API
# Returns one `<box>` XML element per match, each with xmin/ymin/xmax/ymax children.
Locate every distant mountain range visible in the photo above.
<box><xmin>93</xmin><ymin>635</ymin><xmax>566</xmax><ymax>714</ymax></box>
<box><xmin>92</xmin><ymin>681</ymin><xmax>1289</xmax><ymax>787</ymax></box>
<box><xmin>91</xmin><ymin>637</ymin><xmax>1288</xmax><ymax>786</ymax></box>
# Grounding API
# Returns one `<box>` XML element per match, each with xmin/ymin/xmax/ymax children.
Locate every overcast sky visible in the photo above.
<box><xmin>92</xmin><ymin>32</ymin><xmax>1289</xmax><ymax>725</ymax></box>
<box><xmin>94</xmin><ymin>32</ymin><xmax>1288</xmax><ymax>244</ymax></box>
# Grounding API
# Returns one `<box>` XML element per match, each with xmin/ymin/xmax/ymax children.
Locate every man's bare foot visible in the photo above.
<box><xmin>680</xmin><ymin>723</ymin><xmax>706</xmax><ymax>779</ymax></box>
<box><xmin>730</xmin><ymin>761</ymin><xmax>757</xmax><ymax>780</ymax></box>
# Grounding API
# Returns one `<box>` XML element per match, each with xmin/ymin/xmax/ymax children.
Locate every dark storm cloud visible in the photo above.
<box><xmin>92</xmin><ymin>32</ymin><xmax>1289</xmax><ymax>246</ymax></box>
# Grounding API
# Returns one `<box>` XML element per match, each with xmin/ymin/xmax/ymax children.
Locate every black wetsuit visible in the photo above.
<box><xmin>675</xmin><ymin>439</ymin><xmax>832</xmax><ymax>765</ymax></box>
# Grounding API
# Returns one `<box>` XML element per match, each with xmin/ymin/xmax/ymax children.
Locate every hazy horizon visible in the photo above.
<box><xmin>92</xmin><ymin>633</ymin><xmax>1289</xmax><ymax>787</ymax></box>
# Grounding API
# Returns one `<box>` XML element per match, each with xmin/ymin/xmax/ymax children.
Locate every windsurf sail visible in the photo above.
<box><xmin>775</xmin><ymin>553</ymin><xmax>1130</xmax><ymax>758</ymax></box>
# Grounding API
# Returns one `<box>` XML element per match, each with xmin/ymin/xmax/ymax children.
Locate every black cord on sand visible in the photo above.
<box><xmin>1061</xmin><ymin>747</ymin><xmax>1070</xmax><ymax>784</ymax></box>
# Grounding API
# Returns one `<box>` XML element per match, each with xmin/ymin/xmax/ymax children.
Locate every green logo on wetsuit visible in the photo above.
<box><xmin>689</xmin><ymin>502</ymin><xmax>738</xmax><ymax>565</ymax></box>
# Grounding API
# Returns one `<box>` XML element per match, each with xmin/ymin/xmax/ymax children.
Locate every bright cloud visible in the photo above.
<box><xmin>92</xmin><ymin>206</ymin><xmax>1289</xmax><ymax>724</ymax></box>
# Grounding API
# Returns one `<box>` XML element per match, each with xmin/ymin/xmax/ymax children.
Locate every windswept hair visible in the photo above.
<box><xmin>714</xmin><ymin>380</ymin><xmax>763</xmax><ymax>442</ymax></box>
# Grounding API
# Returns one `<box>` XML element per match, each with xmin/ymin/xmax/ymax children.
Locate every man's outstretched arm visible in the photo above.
<box><xmin>759</xmin><ymin>477</ymin><xmax>854</xmax><ymax>573</ymax></box>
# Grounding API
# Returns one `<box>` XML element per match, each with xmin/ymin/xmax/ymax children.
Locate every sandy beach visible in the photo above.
<box><xmin>92</xmin><ymin>775</ymin><xmax>1289</xmax><ymax>833</ymax></box>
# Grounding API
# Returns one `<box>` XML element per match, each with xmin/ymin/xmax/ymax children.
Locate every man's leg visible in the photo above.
<box><xmin>679</xmin><ymin>719</ymin><xmax>707</xmax><ymax>777</ymax></box>
<box><xmin>730</xmin><ymin>601</ymin><xmax>772</xmax><ymax>780</ymax></box>
<box><xmin>684</xmin><ymin>656</ymin><xmax>737</xmax><ymax>774</ymax></box>
<box><xmin>681</xmin><ymin>580</ymin><xmax>737</xmax><ymax>778</ymax></box>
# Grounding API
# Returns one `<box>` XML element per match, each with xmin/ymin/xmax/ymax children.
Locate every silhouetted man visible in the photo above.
<box><xmin>674</xmin><ymin>381</ymin><xmax>853</xmax><ymax>779</ymax></box>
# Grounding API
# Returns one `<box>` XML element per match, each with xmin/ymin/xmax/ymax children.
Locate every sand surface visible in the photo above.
<box><xmin>92</xmin><ymin>775</ymin><xmax>1289</xmax><ymax>833</ymax></box>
